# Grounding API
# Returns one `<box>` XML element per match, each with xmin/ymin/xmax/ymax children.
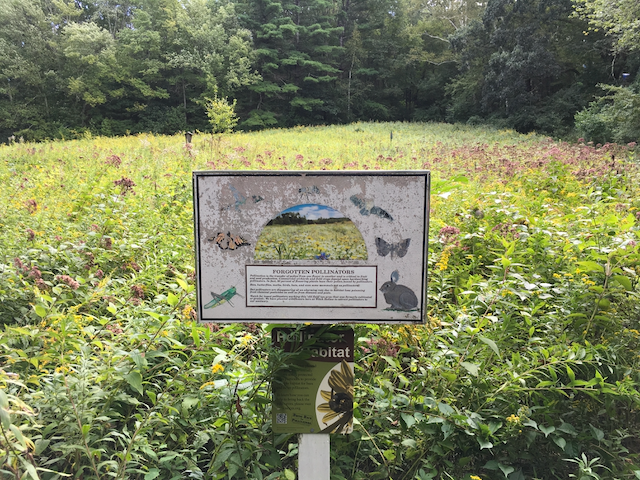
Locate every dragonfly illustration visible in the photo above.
<box><xmin>204</xmin><ymin>286</ymin><xmax>241</xmax><ymax>308</ymax></box>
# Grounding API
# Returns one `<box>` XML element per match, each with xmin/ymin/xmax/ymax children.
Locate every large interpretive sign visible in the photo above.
<box><xmin>193</xmin><ymin>171</ymin><xmax>430</xmax><ymax>323</ymax></box>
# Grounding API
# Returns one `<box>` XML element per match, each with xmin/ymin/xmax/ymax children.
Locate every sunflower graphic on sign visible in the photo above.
<box><xmin>316</xmin><ymin>360</ymin><xmax>354</xmax><ymax>434</ymax></box>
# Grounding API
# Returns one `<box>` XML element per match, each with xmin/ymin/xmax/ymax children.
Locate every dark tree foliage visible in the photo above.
<box><xmin>267</xmin><ymin>212</ymin><xmax>309</xmax><ymax>225</ymax></box>
<box><xmin>235</xmin><ymin>0</ymin><xmax>345</xmax><ymax>128</ymax></box>
<box><xmin>1</xmin><ymin>0</ymin><xmax>639</xmax><ymax>142</ymax></box>
<box><xmin>449</xmin><ymin>0</ymin><xmax>626</xmax><ymax>135</ymax></box>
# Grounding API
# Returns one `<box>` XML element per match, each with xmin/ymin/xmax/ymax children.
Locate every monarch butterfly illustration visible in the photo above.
<box><xmin>209</xmin><ymin>232</ymin><xmax>250</xmax><ymax>250</ymax></box>
<box><xmin>375</xmin><ymin>237</ymin><xmax>411</xmax><ymax>258</ymax></box>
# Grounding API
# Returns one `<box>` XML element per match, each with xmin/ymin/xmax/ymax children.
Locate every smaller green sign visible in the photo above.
<box><xmin>271</xmin><ymin>327</ymin><xmax>354</xmax><ymax>434</ymax></box>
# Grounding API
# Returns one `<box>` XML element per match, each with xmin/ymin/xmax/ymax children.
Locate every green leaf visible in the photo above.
<box><xmin>0</xmin><ymin>406</ymin><xmax>10</xmax><ymax>429</ymax></box>
<box><xmin>478</xmin><ymin>335</ymin><xmax>500</xmax><ymax>357</ymax></box>
<box><xmin>590</xmin><ymin>424</ymin><xmax>604</xmax><ymax>441</ymax></box>
<box><xmin>10</xmin><ymin>424</ymin><xmax>27</xmax><ymax>449</ymax></box>
<box><xmin>34</xmin><ymin>304</ymin><xmax>47</xmax><ymax>318</ymax></box>
<box><xmin>557</xmin><ymin>422</ymin><xmax>577</xmax><ymax>435</ymax></box>
<box><xmin>612</xmin><ymin>275</ymin><xmax>633</xmax><ymax>290</ymax></box>
<box><xmin>577</xmin><ymin>261</ymin><xmax>604</xmax><ymax>273</ymax></box>
<box><xmin>401</xmin><ymin>413</ymin><xmax>416</xmax><ymax>428</ymax></box>
<box><xmin>191</xmin><ymin>322</ymin><xmax>201</xmax><ymax>347</ymax></box>
<box><xmin>401</xmin><ymin>438</ymin><xmax>417</xmax><ymax>448</ymax></box>
<box><xmin>383</xmin><ymin>449</ymin><xmax>396</xmax><ymax>461</ymax></box>
<box><xmin>125</xmin><ymin>371</ymin><xmax>143</xmax><ymax>395</ymax></box>
<box><xmin>483</xmin><ymin>460</ymin><xmax>499</xmax><ymax>470</ymax></box>
<box><xmin>182</xmin><ymin>396</ymin><xmax>200</xmax><ymax>414</ymax></box>
<box><xmin>438</xmin><ymin>403</ymin><xmax>455</xmax><ymax>416</ymax></box>
<box><xmin>477</xmin><ymin>437</ymin><xmax>493</xmax><ymax>449</ymax></box>
<box><xmin>440</xmin><ymin>371</ymin><xmax>457</xmax><ymax>382</ymax></box>
<box><xmin>145</xmin><ymin>469</ymin><xmax>160</xmax><ymax>480</ymax></box>
<box><xmin>552</xmin><ymin>436</ymin><xmax>566</xmax><ymax>450</ymax></box>
<box><xmin>284</xmin><ymin>469</ymin><xmax>296</xmax><ymax>480</ymax></box>
<box><xmin>566</xmin><ymin>366</ymin><xmax>576</xmax><ymax>382</ymax></box>
<box><xmin>461</xmin><ymin>362</ymin><xmax>480</xmax><ymax>377</ymax></box>
<box><xmin>450</xmin><ymin>174</ymin><xmax>469</xmax><ymax>183</ymax></box>
<box><xmin>167</xmin><ymin>292</ymin><xmax>179</xmax><ymax>307</ymax></box>
<box><xmin>540</xmin><ymin>425</ymin><xmax>555</xmax><ymax>437</ymax></box>
<box><xmin>498</xmin><ymin>463</ymin><xmax>515</xmax><ymax>478</ymax></box>
<box><xmin>19</xmin><ymin>458</ymin><xmax>40</xmax><ymax>480</ymax></box>
<box><xmin>381</xmin><ymin>355</ymin><xmax>400</xmax><ymax>369</ymax></box>
<box><xmin>176</xmin><ymin>278</ymin><xmax>189</xmax><ymax>291</ymax></box>
<box><xmin>129</xmin><ymin>350</ymin><xmax>147</xmax><ymax>369</ymax></box>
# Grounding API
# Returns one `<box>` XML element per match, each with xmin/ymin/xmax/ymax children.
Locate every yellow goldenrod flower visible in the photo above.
<box><xmin>211</xmin><ymin>363</ymin><xmax>224</xmax><ymax>374</ymax></box>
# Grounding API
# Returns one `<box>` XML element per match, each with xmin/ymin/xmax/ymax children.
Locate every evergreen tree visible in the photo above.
<box><xmin>237</xmin><ymin>0</ymin><xmax>344</xmax><ymax>128</ymax></box>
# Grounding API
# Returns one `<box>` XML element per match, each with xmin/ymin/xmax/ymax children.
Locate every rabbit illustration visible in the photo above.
<box><xmin>379</xmin><ymin>270</ymin><xmax>418</xmax><ymax>311</ymax></box>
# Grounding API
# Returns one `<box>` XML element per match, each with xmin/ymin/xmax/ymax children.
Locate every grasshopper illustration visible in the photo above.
<box><xmin>204</xmin><ymin>287</ymin><xmax>241</xmax><ymax>308</ymax></box>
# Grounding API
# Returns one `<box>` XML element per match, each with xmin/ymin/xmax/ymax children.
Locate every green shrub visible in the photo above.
<box><xmin>575</xmin><ymin>84</ymin><xmax>640</xmax><ymax>144</ymax></box>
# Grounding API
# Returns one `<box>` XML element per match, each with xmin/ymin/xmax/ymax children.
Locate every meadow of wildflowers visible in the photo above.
<box><xmin>254</xmin><ymin>223</ymin><xmax>367</xmax><ymax>261</ymax></box>
<box><xmin>0</xmin><ymin>123</ymin><xmax>639</xmax><ymax>479</ymax></box>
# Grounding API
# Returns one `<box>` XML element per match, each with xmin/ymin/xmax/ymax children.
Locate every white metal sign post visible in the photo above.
<box><xmin>192</xmin><ymin>170</ymin><xmax>430</xmax><ymax>478</ymax></box>
<box><xmin>299</xmin><ymin>434</ymin><xmax>330</xmax><ymax>479</ymax></box>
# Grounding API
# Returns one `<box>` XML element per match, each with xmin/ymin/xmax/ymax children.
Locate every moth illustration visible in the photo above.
<box><xmin>209</xmin><ymin>232</ymin><xmax>250</xmax><ymax>250</ymax></box>
<box><xmin>204</xmin><ymin>286</ymin><xmax>241</xmax><ymax>308</ymax></box>
<box><xmin>375</xmin><ymin>237</ymin><xmax>411</xmax><ymax>258</ymax></box>
<box><xmin>349</xmin><ymin>195</ymin><xmax>393</xmax><ymax>221</ymax></box>
<box><xmin>299</xmin><ymin>185</ymin><xmax>320</xmax><ymax>200</ymax></box>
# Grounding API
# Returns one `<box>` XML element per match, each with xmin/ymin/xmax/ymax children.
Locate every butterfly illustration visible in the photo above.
<box><xmin>228</xmin><ymin>185</ymin><xmax>246</xmax><ymax>211</ymax></box>
<box><xmin>375</xmin><ymin>237</ymin><xmax>411</xmax><ymax>258</ymax></box>
<box><xmin>299</xmin><ymin>185</ymin><xmax>320</xmax><ymax>200</ymax></box>
<box><xmin>350</xmin><ymin>195</ymin><xmax>393</xmax><ymax>221</ymax></box>
<box><xmin>222</xmin><ymin>186</ymin><xmax>264</xmax><ymax>211</ymax></box>
<box><xmin>204</xmin><ymin>286</ymin><xmax>241</xmax><ymax>308</ymax></box>
<box><xmin>209</xmin><ymin>232</ymin><xmax>250</xmax><ymax>250</ymax></box>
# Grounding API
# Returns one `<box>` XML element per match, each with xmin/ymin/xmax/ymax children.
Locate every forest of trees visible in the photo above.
<box><xmin>1</xmin><ymin>0</ymin><xmax>639</xmax><ymax>143</ymax></box>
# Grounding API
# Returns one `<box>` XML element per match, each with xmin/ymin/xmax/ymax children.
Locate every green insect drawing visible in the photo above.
<box><xmin>204</xmin><ymin>287</ymin><xmax>241</xmax><ymax>308</ymax></box>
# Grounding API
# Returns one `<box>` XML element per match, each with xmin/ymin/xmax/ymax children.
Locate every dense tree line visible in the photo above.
<box><xmin>1</xmin><ymin>0</ymin><xmax>638</xmax><ymax>143</ymax></box>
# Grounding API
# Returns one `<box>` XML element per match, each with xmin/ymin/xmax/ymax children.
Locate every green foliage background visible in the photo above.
<box><xmin>1</xmin><ymin>122</ymin><xmax>640</xmax><ymax>479</ymax></box>
<box><xmin>1</xmin><ymin>0</ymin><xmax>639</xmax><ymax>143</ymax></box>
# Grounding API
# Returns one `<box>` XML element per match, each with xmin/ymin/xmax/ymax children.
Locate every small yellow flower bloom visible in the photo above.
<box><xmin>211</xmin><ymin>363</ymin><xmax>224</xmax><ymax>374</ymax></box>
<box><xmin>506</xmin><ymin>414</ymin><xmax>520</xmax><ymax>424</ymax></box>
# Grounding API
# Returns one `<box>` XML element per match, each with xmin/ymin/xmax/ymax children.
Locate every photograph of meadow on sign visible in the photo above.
<box><xmin>1</xmin><ymin>121</ymin><xmax>639</xmax><ymax>480</ymax></box>
<box><xmin>254</xmin><ymin>204</ymin><xmax>368</xmax><ymax>260</ymax></box>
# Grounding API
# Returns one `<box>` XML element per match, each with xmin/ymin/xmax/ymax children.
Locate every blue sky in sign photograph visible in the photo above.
<box><xmin>281</xmin><ymin>204</ymin><xmax>345</xmax><ymax>220</ymax></box>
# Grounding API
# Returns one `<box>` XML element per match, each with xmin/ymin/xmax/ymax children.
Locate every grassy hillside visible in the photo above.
<box><xmin>1</xmin><ymin>122</ymin><xmax>639</xmax><ymax>479</ymax></box>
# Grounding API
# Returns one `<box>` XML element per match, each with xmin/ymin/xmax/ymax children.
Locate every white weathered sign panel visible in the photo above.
<box><xmin>193</xmin><ymin>171</ymin><xmax>430</xmax><ymax>323</ymax></box>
